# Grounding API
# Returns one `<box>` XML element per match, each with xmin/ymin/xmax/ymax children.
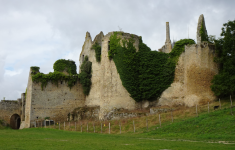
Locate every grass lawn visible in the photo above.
<box><xmin>0</xmin><ymin>128</ymin><xmax>235</xmax><ymax>150</ymax></box>
<box><xmin>146</xmin><ymin>107</ymin><xmax>235</xmax><ymax>141</ymax></box>
<box><xmin>1</xmin><ymin>100</ymin><xmax>235</xmax><ymax>149</ymax></box>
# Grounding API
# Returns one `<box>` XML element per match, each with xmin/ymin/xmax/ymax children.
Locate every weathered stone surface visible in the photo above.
<box><xmin>197</xmin><ymin>14</ymin><xmax>207</xmax><ymax>44</ymax></box>
<box><xmin>24</xmin><ymin>68</ymin><xmax>86</xmax><ymax>128</ymax></box>
<box><xmin>1</xmin><ymin>14</ymin><xmax>219</xmax><ymax>127</ymax></box>
<box><xmin>159</xmin><ymin>22</ymin><xmax>172</xmax><ymax>53</ymax></box>
<box><xmin>0</xmin><ymin>100</ymin><xmax>21</xmax><ymax>125</ymax></box>
<box><xmin>98</xmin><ymin>32</ymin><xmax>140</xmax><ymax>119</ymax></box>
<box><xmin>159</xmin><ymin>42</ymin><xmax>218</xmax><ymax>107</ymax></box>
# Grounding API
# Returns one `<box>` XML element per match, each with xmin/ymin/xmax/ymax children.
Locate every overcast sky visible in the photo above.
<box><xmin>0</xmin><ymin>0</ymin><xmax>234</xmax><ymax>100</ymax></box>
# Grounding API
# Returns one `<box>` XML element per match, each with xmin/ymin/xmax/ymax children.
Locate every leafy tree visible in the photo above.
<box><xmin>211</xmin><ymin>20</ymin><xmax>235</xmax><ymax>96</ymax></box>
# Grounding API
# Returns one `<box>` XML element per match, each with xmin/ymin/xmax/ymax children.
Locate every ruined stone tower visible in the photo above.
<box><xmin>165</xmin><ymin>22</ymin><xmax>172</xmax><ymax>53</ymax></box>
<box><xmin>197</xmin><ymin>14</ymin><xmax>208</xmax><ymax>44</ymax></box>
<box><xmin>159</xmin><ymin>22</ymin><xmax>172</xmax><ymax>53</ymax></box>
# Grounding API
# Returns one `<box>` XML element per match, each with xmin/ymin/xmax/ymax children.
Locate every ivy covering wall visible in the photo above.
<box><xmin>53</xmin><ymin>59</ymin><xmax>77</xmax><ymax>75</ymax></box>
<box><xmin>78</xmin><ymin>56</ymin><xmax>92</xmax><ymax>95</ymax></box>
<box><xmin>91</xmin><ymin>42</ymin><xmax>101</xmax><ymax>62</ymax></box>
<box><xmin>109</xmin><ymin>32</ymin><xmax>195</xmax><ymax>102</ymax></box>
<box><xmin>200</xmin><ymin>22</ymin><xmax>208</xmax><ymax>42</ymax></box>
<box><xmin>30</xmin><ymin>58</ymin><xmax>92</xmax><ymax>96</ymax></box>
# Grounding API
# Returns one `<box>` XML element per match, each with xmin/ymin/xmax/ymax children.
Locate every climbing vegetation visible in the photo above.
<box><xmin>31</xmin><ymin>57</ymin><xmax>92</xmax><ymax>96</ymax></box>
<box><xmin>32</xmin><ymin>71</ymin><xmax>78</xmax><ymax>90</ymax></box>
<box><xmin>53</xmin><ymin>59</ymin><xmax>77</xmax><ymax>75</ymax></box>
<box><xmin>30</xmin><ymin>66</ymin><xmax>40</xmax><ymax>75</ymax></box>
<box><xmin>78</xmin><ymin>56</ymin><xmax>92</xmax><ymax>95</ymax></box>
<box><xmin>31</xmin><ymin>59</ymin><xmax>78</xmax><ymax>90</ymax></box>
<box><xmin>200</xmin><ymin>21</ymin><xmax>208</xmax><ymax>42</ymax></box>
<box><xmin>92</xmin><ymin>42</ymin><xmax>102</xmax><ymax>62</ymax></box>
<box><xmin>109</xmin><ymin>32</ymin><xmax>195</xmax><ymax>102</ymax></box>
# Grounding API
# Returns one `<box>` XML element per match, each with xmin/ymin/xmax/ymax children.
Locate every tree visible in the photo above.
<box><xmin>211</xmin><ymin>20</ymin><xmax>235</xmax><ymax>97</ymax></box>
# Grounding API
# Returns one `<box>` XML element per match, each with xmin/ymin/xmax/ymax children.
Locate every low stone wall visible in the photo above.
<box><xmin>0</xmin><ymin>100</ymin><xmax>21</xmax><ymax>125</ymax></box>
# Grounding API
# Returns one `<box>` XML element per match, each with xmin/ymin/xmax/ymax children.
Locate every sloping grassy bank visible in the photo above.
<box><xmin>146</xmin><ymin>107</ymin><xmax>235</xmax><ymax>141</ymax></box>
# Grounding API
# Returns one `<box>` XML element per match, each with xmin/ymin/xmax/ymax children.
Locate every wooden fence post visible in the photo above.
<box><xmin>75</xmin><ymin>122</ymin><xmax>76</xmax><ymax>131</ymax></box>
<box><xmin>81</xmin><ymin>123</ymin><xmax>82</xmax><ymax>133</ymax></box>
<box><xmin>230</xmin><ymin>95</ymin><xmax>233</xmax><ymax>106</ymax></box>
<box><xmin>119</xmin><ymin>121</ymin><xmax>121</xmax><ymax>134</ymax></box>
<box><xmin>64</xmin><ymin>122</ymin><xmax>65</xmax><ymax>130</ymax></box>
<box><xmin>101</xmin><ymin>122</ymin><xmax>102</xmax><ymax>133</ymax></box>
<box><xmin>133</xmin><ymin>120</ymin><xmax>135</xmax><ymax>133</ymax></box>
<box><xmin>87</xmin><ymin>122</ymin><xmax>88</xmax><ymax>133</ymax></box>
<box><xmin>45</xmin><ymin>120</ymin><xmax>46</xmax><ymax>128</ymax></box>
<box><xmin>146</xmin><ymin>118</ymin><xmax>148</xmax><ymax>131</ymax></box>
<box><xmin>49</xmin><ymin>120</ymin><xmax>50</xmax><ymax>128</ymax></box>
<box><xmin>230</xmin><ymin>95</ymin><xmax>234</xmax><ymax>115</ymax></box>
<box><xmin>159</xmin><ymin>114</ymin><xmax>161</xmax><ymax>127</ymax></box>
<box><xmin>69</xmin><ymin>122</ymin><xmax>70</xmax><ymax>130</ymax></box>
<box><xmin>54</xmin><ymin>121</ymin><xmax>55</xmax><ymax>129</ymax></box>
<box><xmin>59</xmin><ymin>121</ymin><xmax>60</xmax><ymax>130</ymax></box>
<box><xmin>219</xmin><ymin>98</ymin><xmax>221</xmax><ymax>109</ymax></box>
<box><xmin>41</xmin><ymin>121</ymin><xmax>42</xmax><ymax>128</ymax></box>
<box><xmin>109</xmin><ymin>122</ymin><xmax>110</xmax><ymax>134</ymax></box>
<box><xmin>93</xmin><ymin>122</ymin><xmax>95</xmax><ymax>133</ymax></box>
<box><xmin>208</xmin><ymin>102</ymin><xmax>210</xmax><ymax>113</ymax></box>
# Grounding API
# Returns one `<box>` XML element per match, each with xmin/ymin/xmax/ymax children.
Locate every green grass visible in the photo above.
<box><xmin>0</xmin><ymin>128</ymin><xmax>234</xmax><ymax>150</ymax></box>
<box><xmin>146</xmin><ymin>107</ymin><xmax>235</xmax><ymax>141</ymax></box>
<box><xmin>1</xmin><ymin>99</ymin><xmax>235</xmax><ymax>149</ymax></box>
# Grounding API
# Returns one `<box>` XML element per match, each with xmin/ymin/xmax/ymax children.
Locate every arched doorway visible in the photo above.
<box><xmin>10</xmin><ymin>114</ymin><xmax>21</xmax><ymax>129</ymax></box>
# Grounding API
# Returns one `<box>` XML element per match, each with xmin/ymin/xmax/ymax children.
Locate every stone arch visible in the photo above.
<box><xmin>10</xmin><ymin>114</ymin><xmax>21</xmax><ymax>129</ymax></box>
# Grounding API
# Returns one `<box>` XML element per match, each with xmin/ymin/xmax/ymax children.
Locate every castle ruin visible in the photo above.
<box><xmin>0</xmin><ymin>14</ymin><xmax>218</xmax><ymax>129</ymax></box>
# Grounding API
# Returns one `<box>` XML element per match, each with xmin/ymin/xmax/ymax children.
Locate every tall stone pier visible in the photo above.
<box><xmin>158</xmin><ymin>22</ymin><xmax>172</xmax><ymax>53</ymax></box>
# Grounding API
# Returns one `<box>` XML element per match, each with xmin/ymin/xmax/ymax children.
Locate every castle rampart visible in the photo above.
<box><xmin>24</xmin><ymin>68</ymin><xmax>86</xmax><ymax>128</ymax></box>
<box><xmin>0</xmin><ymin>14</ymin><xmax>219</xmax><ymax>128</ymax></box>
<box><xmin>0</xmin><ymin>100</ymin><xmax>21</xmax><ymax>128</ymax></box>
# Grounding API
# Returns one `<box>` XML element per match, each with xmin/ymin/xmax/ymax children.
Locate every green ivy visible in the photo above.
<box><xmin>108</xmin><ymin>32</ymin><xmax>121</xmax><ymax>59</ymax></box>
<box><xmin>92</xmin><ymin>42</ymin><xmax>101</xmax><ymax>62</ymax></box>
<box><xmin>31</xmin><ymin>58</ymin><xmax>92</xmax><ymax>95</ymax></box>
<box><xmin>31</xmin><ymin>59</ymin><xmax>79</xmax><ymax>90</ymax></box>
<box><xmin>109</xmin><ymin>32</ymin><xmax>195</xmax><ymax>102</ymax></box>
<box><xmin>30</xmin><ymin>66</ymin><xmax>40</xmax><ymax>75</ymax></box>
<box><xmin>200</xmin><ymin>21</ymin><xmax>208</xmax><ymax>42</ymax></box>
<box><xmin>32</xmin><ymin>71</ymin><xmax>78</xmax><ymax>90</ymax></box>
<box><xmin>53</xmin><ymin>59</ymin><xmax>77</xmax><ymax>75</ymax></box>
<box><xmin>78</xmin><ymin>56</ymin><xmax>92</xmax><ymax>95</ymax></box>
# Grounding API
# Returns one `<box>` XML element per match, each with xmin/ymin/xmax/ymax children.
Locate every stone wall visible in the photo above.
<box><xmin>0</xmin><ymin>100</ymin><xmax>21</xmax><ymax>124</ymax></box>
<box><xmin>24</xmin><ymin>69</ymin><xmax>86</xmax><ymax>128</ymax></box>
<box><xmin>98</xmin><ymin>32</ymin><xmax>140</xmax><ymax>119</ymax></box>
<box><xmin>80</xmin><ymin>32</ymin><xmax>103</xmax><ymax>108</ymax></box>
<box><xmin>79</xmin><ymin>31</ymin><xmax>142</xmax><ymax>119</ymax></box>
<box><xmin>158</xmin><ymin>42</ymin><xmax>218</xmax><ymax>107</ymax></box>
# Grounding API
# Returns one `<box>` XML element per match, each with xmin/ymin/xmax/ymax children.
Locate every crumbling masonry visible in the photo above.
<box><xmin>0</xmin><ymin>14</ymin><xmax>218</xmax><ymax>129</ymax></box>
